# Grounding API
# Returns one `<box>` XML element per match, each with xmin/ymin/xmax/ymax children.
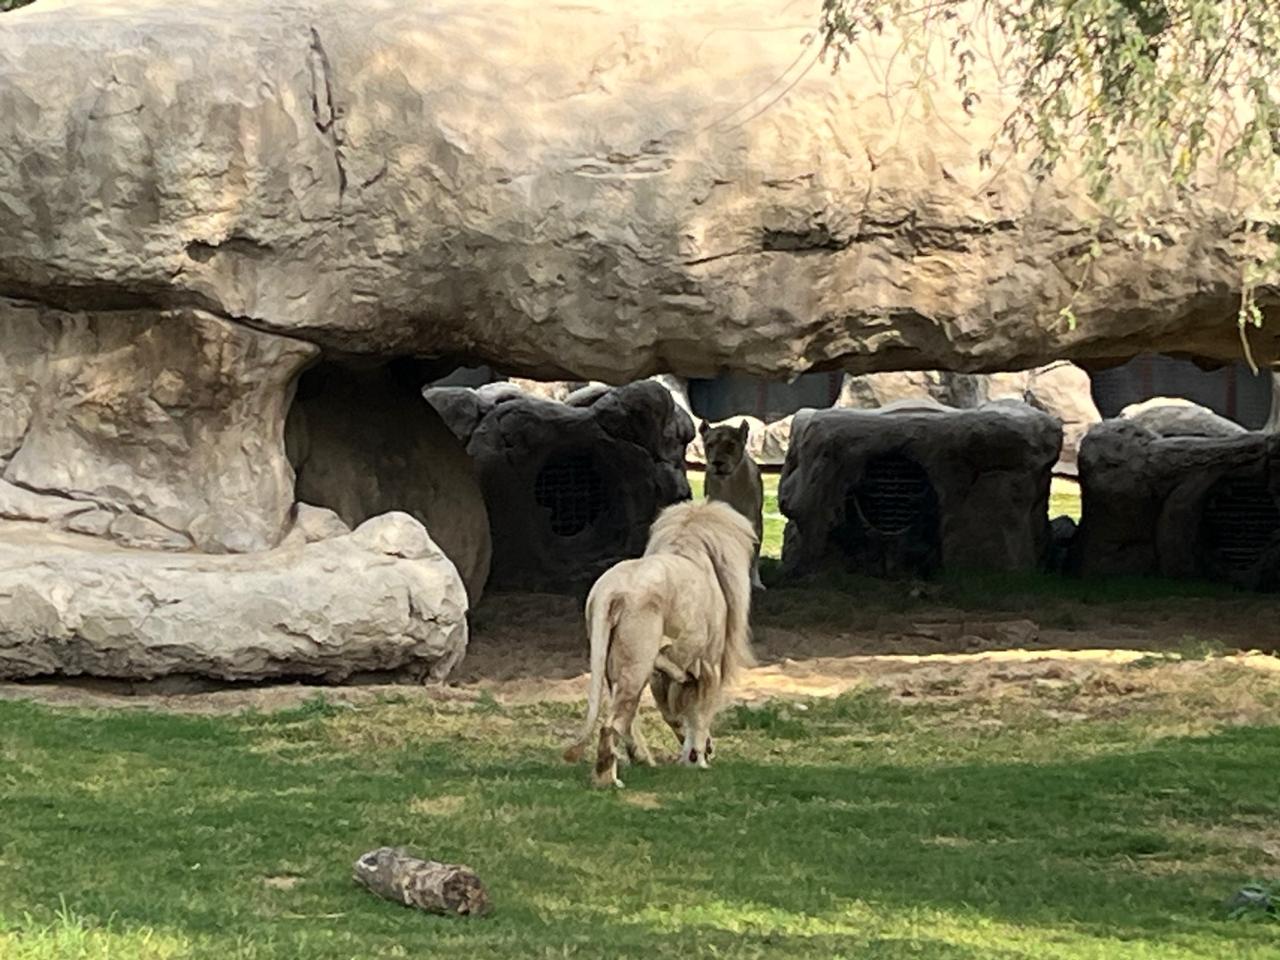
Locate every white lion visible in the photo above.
<box><xmin>563</xmin><ymin>499</ymin><xmax>757</xmax><ymax>788</ymax></box>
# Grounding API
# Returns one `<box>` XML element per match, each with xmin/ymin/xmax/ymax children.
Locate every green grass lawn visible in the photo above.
<box><xmin>2</xmin><ymin>679</ymin><xmax>1278</xmax><ymax>959</ymax></box>
<box><xmin>1051</xmin><ymin>478</ymin><xmax>1083</xmax><ymax>522</ymax></box>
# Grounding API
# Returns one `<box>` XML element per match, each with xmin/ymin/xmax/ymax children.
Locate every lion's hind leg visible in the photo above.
<box><xmin>677</xmin><ymin>663</ymin><xmax>720</xmax><ymax>769</ymax></box>
<box><xmin>592</xmin><ymin>610</ymin><xmax>664</xmax><ymax>789</ymax></box>
<box><xmin>650</xmin><ymin>671</ymin><xmax>689</xmax><ymax>757</ymax></box>
<box><xmin>594</xmin><ymin>672</ymin><xmax>649</xmax><ymax>789</ymax></box>
<box><xmin>624</xmin><ymin>722</ymin><xmax>657</xmax><ymax>768</ymax></box>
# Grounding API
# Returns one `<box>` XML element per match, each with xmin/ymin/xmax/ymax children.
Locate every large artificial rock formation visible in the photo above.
<box><xmin>839</xmin><ymin>362</ymin><xmax>1100</xmax><ymax>474</ymax></box>
<box><xmin>1074</xmin><ymin>421</ymin><xmax>1280</xmax><ymax>589</ymax></box>
<box><xmin>0</xmin><ymin>0</ymin><xmax>1274</xmax><ymax>383</ymax></box>
<box><xmin>425</xmin><ymin>381</ymin><xmax>691</xmax><ymax>590</ymax></box>
<box><xmin>0</xmin><ymin>512</ymin><xmax>469</xmax><ymax>681</ymax></box>
<box><xmin>286</xmin><ymin>362</ymin><xmax>492</xmax><ymax>602</ymax></box>
<box><xmin>0</xmin><ymin>300</ymin><xmax>315</xmax><ymax>553</ymax></box>
<box><xmin>0</xmin><ymin>0</ymin><xmax>1275</xmax><ymax>679</ymax></box>
<box><xmin>780</xmin><ymin>403</ymin><xmax>1061</xmax><ymax>578</ymax></box>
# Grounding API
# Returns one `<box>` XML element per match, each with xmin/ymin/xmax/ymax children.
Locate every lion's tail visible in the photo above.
<box><xmin>563</xmin><ymin>590</ymin><xmax>620</xmax><ymax>763</ymax></box>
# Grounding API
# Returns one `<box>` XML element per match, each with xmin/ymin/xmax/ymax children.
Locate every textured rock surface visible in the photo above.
<box><xmin>838</xmin><ymin>372</ymin><xmax>988</xmax><ymax>411</ymax></box>
<box><xmin>839</xmin><ymin>363</ymin><xmax>1099</xmax><ymax>474</ymax></box>
<box><xmin>564</xmin><ymin>383</ymin><xmax>614</xmax><ymax>408</ymax></box>
<box><xmin>288</xmin><ymin>502</ymin><xmax>351</xmax><ymax>544</ymax></box>
<box><xmin>1074</xmin><ymin>422</ymin><xmax>1280</xmax><ymax>589</ymax></box>
<box><xmin>0</xmin><ymin>512</ymin><xmax>469</xmax><ymax>681</ymax></box>
<box><xmin>1119</xmin><ymin>397</ymin><xmax>1247</xmax><ymax>438</ymax></box>
<box><xmin>426</xmin><ymin>381</ymin><xmax>691</xmax><ymax>590</ymax></box>
<box><xmin>986</xmin><ymin>362</ymin><xmax>1101</xmax><ymax>474</ymax></box>
<box><xmin>0</xmin><ymin>300</ymin><xmax>315</xmax><ymax>552</ymax></box>
<box><xmin>0</xmin><ymin>0</ymin><xmax>1273</xmax><ymax>382</ymax></box>
<box><xmin>287</xmin><ymin>363</ymin><xmax>491</xmax><ymax>602</ymax></box>
<box><xmin>780</xmin><ymin>403</ymin><xmax>1062</xmax><ymax>577</ymax></box>
<box><xmin>0</xmin><ymin>479</ymin><xmax>90</xmax><ymax>524</ymax></box>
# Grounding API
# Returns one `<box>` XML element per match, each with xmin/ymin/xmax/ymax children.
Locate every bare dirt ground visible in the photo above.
<box><xmin>2</xmin><ymin>589</ymin><xmax>1277</xmax><ymax>719</ymax></box>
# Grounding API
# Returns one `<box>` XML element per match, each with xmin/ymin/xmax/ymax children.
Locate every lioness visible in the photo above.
<box><xmin>563</xmin><ymin>500</ymin><xmax>757</xmax><ymax>788</ymax></box>
<box><xmin>700</xmin><ymin>419</ymin><xmax>765</xmax><ymax>590</ymax></box>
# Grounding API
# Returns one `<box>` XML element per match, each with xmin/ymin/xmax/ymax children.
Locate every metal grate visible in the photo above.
<box><xmin>1090</xmin><ymin>352</ymin><xmax>1272</xmax><ymax>428</ymax></box>
<box><xmin>854</xmin><ymin>454</ymin><xmax>933</xmax><ymax>535</ymax></box>
<box><xmin>534</xmin><ymin>450</ymin><xmax>605</xmax><ymax>537</ymax></box>
<box><xmin>1200</xmin><ymin>474</ymin><xmax>1280</xmax><ymax>572</ymax></box>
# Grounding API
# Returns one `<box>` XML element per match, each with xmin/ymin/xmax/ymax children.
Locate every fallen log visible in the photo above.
<box><xmin>352</xmin><ymin>847</ymin><xmax>490</xmax><ymax>917</ymax></box>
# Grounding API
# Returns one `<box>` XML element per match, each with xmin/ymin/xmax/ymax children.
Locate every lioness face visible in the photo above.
<box><xmin>700</xmin><ymin>420</ymin><xmax>749</xmax><ymax>477</ymax></box>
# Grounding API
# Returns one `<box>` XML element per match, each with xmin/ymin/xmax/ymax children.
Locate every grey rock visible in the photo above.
<box><xmin>350</xmin><ymin>512</ymin><xmax>441</xmax><ymax>561</ymax></box>
<box><xmin>1075</xmin><ymin>421</ymin><xmax>1280</xmax><ymax>589</ymax></box>
<box><xmin>61</xmin><ymin>508</ymin><xmax>116</xmax><ymax>538</ymax></box>
<box><xmin>564</xmin><ymin>383</ymin><xmax>613</xmax><ymax>408</ymax></box>
<box><xmin>0</xmin><ymin>479</ymin><xmax>91</xmax><ymax>524</ymax></box>
<box><xmin>838</xmin><ymin>372</ymin><xmax>984</xmax><ymax>411</ymax></box>
<box><xmin>841</xmin><ymin>363</ymin><xmax>1099</xmax><ymax>474</ymax></box>
<box><xmin>421</xmin><ymin>388</ymin><xmax>495</xmax><ymax>450</ymax></box>
<box><xmin>474</xmin><ymin>382</ymin><xmax>528</xmax><ymax>405</ymax></box>
<box><xmin>445</xmin><ymin>381</ymin><xmax>691</xmax><ymax>590</ymax></box>
<box><xmin>1046</xmin><ymin>515</ymin><xmax>1078</xmax><ymax>575</ymax></box>
<box><xmin>1120</xmin><ymin>397</ymin><xmax>1247</xmax><ymax>438</ymax></box>
<box><xmin>648</xmin><ymin>375</ymin><xmax>692</xmax><ymax>416</ymax></box>
<box><xmin>290</xmin><ymin>503</ymin><xmax>352</xmax><ymax>543</ymax></box>
<box><xmin>780</xmin><ymin>403</ymin><xmax>1062</xmax><ymax>578</ymax></box>
<box><xmin>108</xmin><ymin>513</ymin><xmax>194</xmax><ymax>551</ymax></box>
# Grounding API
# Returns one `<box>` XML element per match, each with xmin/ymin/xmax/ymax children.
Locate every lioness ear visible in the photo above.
<box><xmin>737</xmin><ymin>420</ymin><xmax>749</xmax><ymax>441</ymax></box>
<box><xmin>698</xmin><ymin>419</ymin><xmax>710</xmax><ymax>437</ymax></box>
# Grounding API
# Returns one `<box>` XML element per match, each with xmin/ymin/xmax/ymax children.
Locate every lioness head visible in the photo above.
<box><xmin>700</xmin><ymin>420</ymin><xmax>750</xmax><ymax>477</ymax></box>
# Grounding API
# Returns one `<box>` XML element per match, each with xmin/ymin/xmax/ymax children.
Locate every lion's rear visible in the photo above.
<box><xmin>647</xmin><ymin>500</ymin><xmax>756</xmax><ymax>690</ymax></box>
<box><xmin>567</xmin><ymin>501</ymin><xmax>759</xmax><ymax>784</ymax></box>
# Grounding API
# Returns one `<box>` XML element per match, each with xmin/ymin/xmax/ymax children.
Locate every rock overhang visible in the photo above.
<box><xmin>0</xmin><ymin>0</ymin><xmax>1274</xmax><ymax>382</ymax></box>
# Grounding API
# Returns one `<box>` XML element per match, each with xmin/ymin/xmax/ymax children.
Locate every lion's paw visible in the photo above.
<box><xmin>679</xmin><ymin>747</ymin><xmax>710</xmax><ymax>768</ymax></box>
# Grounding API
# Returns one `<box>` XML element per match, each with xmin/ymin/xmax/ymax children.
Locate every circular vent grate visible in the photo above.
<box><xmin>534</xmin><ymin>450</ymin><xmax>606</xmax><ymax>537</ymax></box>
<box><xmin>854</xmin><ymin>454</ymin><xmax>933</xmax><ymax>535</ymax></box>
<box><xmin>1200</xmin><ymin>474</ymin><xmax>1280</xmax><ymax>572</ymax></box>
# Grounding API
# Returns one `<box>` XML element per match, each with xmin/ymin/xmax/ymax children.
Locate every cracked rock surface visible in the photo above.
<box><xmin>1</xmin><ymin>0</ymin><xmax>1274</xmax><ymax>380</ymax></box>
<box><xmin>0</xmin><ymin>301</ymin><xmax>316</xmax><ymax>553</ymax></box>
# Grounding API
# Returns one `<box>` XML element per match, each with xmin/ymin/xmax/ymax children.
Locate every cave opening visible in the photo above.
<box><xmin>285</xmin><ymin>357</ymin><xmax>492</xmax><ymax>602</ymax></box>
